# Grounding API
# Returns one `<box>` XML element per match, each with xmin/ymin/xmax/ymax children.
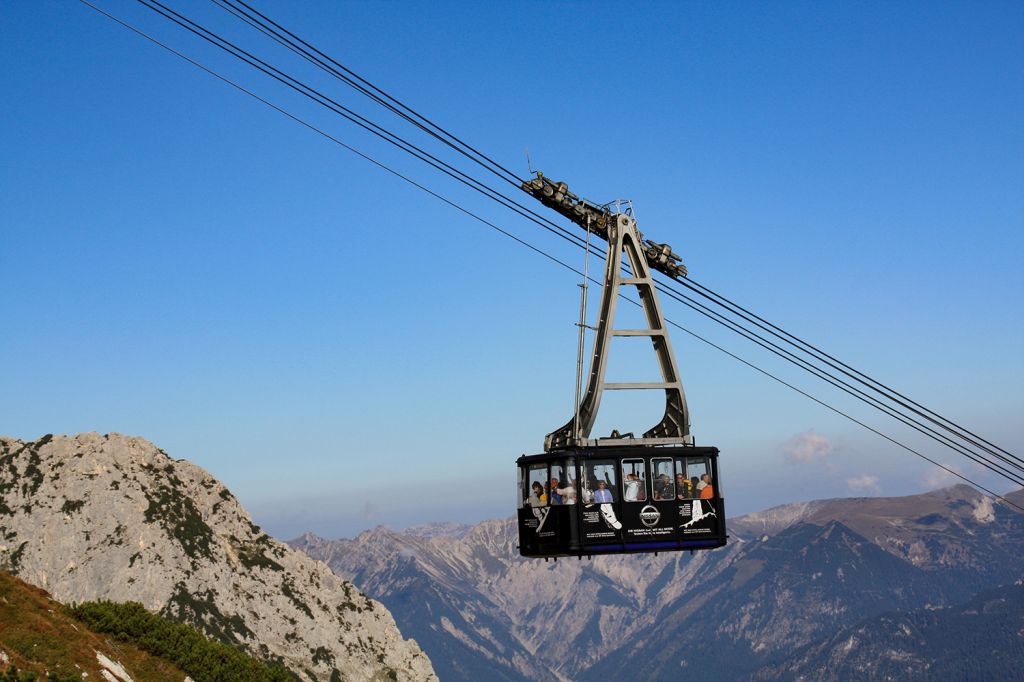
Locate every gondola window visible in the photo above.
<box><xmin>621</xmin><ymin>459</ymin><xmax>646</xmax><ymax>502</ymax></box>
<box><xmin>651</xmin><ymin>458</ymin><xmax>675</xmax><ymax>500</ymax></box>
<box><xmin>584</xmin><ymin>460</ymin><xmax>618</xmax><ymax>503</ymax></box>
<box><xmin>525</xmin><ymin>463</ymin><xmax>549</xmax><ymax>507</ymax></box>
<box><xmin>550</xmin><ymin>457</ymin><xmax>577</xmax><ymax>505</ymax></box>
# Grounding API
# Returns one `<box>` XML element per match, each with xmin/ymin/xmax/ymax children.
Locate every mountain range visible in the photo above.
<box><xmin>3</xmin><ymin>430</ymin><xmax>1021</xmax><ymax>680</ymax></box>
<box><xmin>291</xmin><ymin>484</ymin><xmax>1024</xmax><ymax>681</ymax></box>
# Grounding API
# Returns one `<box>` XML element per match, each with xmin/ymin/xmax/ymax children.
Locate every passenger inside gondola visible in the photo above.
<box><xmin>650</xmin><ymin>459</ymin><xmax>674</xmax><ymax>500</ymax></box>
<box><xmin>581</xmin><ymin>478</ymin><xmax>594</xmax><ymax>503</ymax></box>
<box><xmin>529</xmin><ymin>481</ymin><xmax>547</xmax><ymax>507</ymax></box>
<box><xmin>550</xmin><ymin>478</ymin><xmax>563</xmax><ymax>505</ymax></box>
<box><xmin>699</xmin><ymin>473</ymin><xmax>715</xmax><ymax>499</ymax></box>
<box><xmin>554</xmin><ymin>478</ymin><xmax>577</xmax><ymax>504</ymax></box>
<box><xmin>621</xmin><ymin>460</ymin><xmax>646</xmax><ymax>502</ymax></box>
<box><xmin>583</xmin><ymin>462</ymin><xmax>618</xmax><ymax>503</ymax></box>
<box><xmin>675</xmin><ymin>473</ymin><xmax>691</xmax><ymax>499</ymax></box>
<box><xmin>653</xmin><ymin>473</ymin><xmax>673</xmax><ymax>500</ymax></box>
<box><xmin>624</xmin><ymin>473</ymin><xmax>640</xmax><ymax>501</ymax></box>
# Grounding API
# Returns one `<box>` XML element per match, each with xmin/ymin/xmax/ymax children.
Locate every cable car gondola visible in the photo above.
<box><xmin>516</xmin><ymin>176</ymin><xmax>726</xmax><ymax>558</ymax></box>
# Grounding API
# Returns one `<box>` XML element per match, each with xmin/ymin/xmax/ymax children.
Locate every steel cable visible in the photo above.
<box><xmin>77</xmin><ymin>0</ymin><xmax>1024</xmax><ymax>506</ymax></box>
<box><xmin>212</xmin><ymin>0</ymin><xmax>524</xmax><ymax>188</ymax></box>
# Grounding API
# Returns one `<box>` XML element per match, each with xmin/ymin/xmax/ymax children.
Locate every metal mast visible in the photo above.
<box><xmin>522</xmin><ymin>174</ymin><xmax>693</xmax><ymax>451</ymax></box>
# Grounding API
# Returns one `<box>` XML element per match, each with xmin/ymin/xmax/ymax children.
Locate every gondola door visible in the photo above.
<box><xmin>517</xmin><ymin>457</ymin><xmax>579</xmax><ymax>556</ymax></box>
<box><xmin>578</xmin><ymin>458</ymin><xmax>623</xmax><ymax>547</ymax></box>
<box><xmin>674</xmin><ymin>449</ymin><xmax>725</xmax><ymax>545</ymax></box>
<box><xmin>619</xmin><ymin>456</ymin><xmax>677</xmax><ymax>546</ymax></box>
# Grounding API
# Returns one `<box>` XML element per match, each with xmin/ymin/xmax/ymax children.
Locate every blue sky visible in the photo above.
<box><xmin>2</xmin><ymin>0</ymin><xmax>1022</xmax><ymax>539</ymax></box>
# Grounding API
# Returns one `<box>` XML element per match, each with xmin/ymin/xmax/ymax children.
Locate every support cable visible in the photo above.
<box><xmin>671</xmin><ymin>273</ymin><xmax>1024</xmax><ymax>467</ymax></box>
<box><xmin>654</xmin><ymin>284</ymin><xmax>1024</xmax><ymax>486</ymax></box>
<box><xmin>136</xmin><ymin>0</ymin><xmax>592</xmax><ymax>256</ymax></box>
<box><xmin>77</xmin><ymin>0</ymin><xmax>1024</xmax><ymax>509</ymax></box>
<box><xmin>136</xmin><ymin>0</ymin><xmax>1024</xmax><ymax>482</ymax></box>
<box><xmin>198</xmin><ymin>0</ymin><xmax>1019</xmax><ymax>472</ymax></box>
<box><xmin>211</xmin><ymin>0</ymin><xmax>523</xmax><ymax>188</ymax></box>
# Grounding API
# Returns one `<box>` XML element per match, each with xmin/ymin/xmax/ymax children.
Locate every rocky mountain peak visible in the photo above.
<box><xmin>0</xmin><ymin>432</ymin><xmax>437</xmax><ymax>682</ymax></box>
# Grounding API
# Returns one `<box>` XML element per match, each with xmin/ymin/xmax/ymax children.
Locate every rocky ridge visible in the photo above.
<box><xmin>0</xmin><ymin>433</ymin><xmax>436</xmax><ymax>682</ymax></box>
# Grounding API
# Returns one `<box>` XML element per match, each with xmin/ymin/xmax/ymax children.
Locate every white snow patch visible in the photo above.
<box><xmin>95</xmin><ymin>652</ymin><xmax>133</xmax><ymax>682</ymax></box>
<box><xmin>0</xmin><ymin>650</ymin><xmax>8</xmax><ymax>664</ymax></box>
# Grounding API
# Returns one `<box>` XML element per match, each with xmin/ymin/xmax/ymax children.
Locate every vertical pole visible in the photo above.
<box><xmin>573</xmin><ymin>216</ymin><xmax>593</xmax><ymax>446</ymax></box>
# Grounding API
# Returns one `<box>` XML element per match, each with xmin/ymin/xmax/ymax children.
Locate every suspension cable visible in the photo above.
<box><xmin>135</xmin><ymin>0</ymin><xmax>590</xmax><ymax>256</ymax></box>
<box><xmin>666</xmin><ymin>273</ymin><xmax>1024</xmax><ymax>468</ymax></box>
<box><xmin>76</xmin><ymin>0</ymin><xmax>1023</xmax><ymax>508</ymax></box>
<box><xmin>211</xmin><ymin>0</ymin><xmax>524</xmax><ymax>188</ymax></box>
<box><xmin>135</xmin><ymin>1</ymin><xmax>1024</xmax><ymax>479</ymax></box>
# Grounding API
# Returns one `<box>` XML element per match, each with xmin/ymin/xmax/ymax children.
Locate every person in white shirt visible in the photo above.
<box><xmin>553</xmin><ymin>479</ymin><xmax>577</xmax><ymax>504</ymax></box>
<box><xmin>623</xmin><ymin>473</ymin><xmax>640</xmax><ymax>502</ymax></box>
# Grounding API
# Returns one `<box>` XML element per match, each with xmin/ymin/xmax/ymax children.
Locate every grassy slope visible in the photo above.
<box><xmin>0</xmin><ymin>570</ymin><xmax>187</xmax><ymax>680</ymax></box>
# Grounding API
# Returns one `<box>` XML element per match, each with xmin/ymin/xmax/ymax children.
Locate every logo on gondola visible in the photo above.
<box><xmin>681</xmin><ymin>500</ymin><xmax>717</xmax><ymax>529</ymax></box>
<box><xmin>639</xmin><ymin>504</ymin><xmax>661</xmax><ymax>527</ymax></box>
<box><xmin>532</xmin><ymin>507</ymin><xmax>550</xmax><ymax>532</ymax></box>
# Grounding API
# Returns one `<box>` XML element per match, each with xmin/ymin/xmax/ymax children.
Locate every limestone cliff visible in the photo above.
<box><xmin>0</xmin><ymin>432</ymin><xmax>436</xmax><ymax>682</ymax></box>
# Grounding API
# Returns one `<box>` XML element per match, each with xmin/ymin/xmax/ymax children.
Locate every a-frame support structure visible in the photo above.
<box><xmin>545</xmin><ymin>212</ymin><xmax>692</xmax><ymax>451</ymax></box>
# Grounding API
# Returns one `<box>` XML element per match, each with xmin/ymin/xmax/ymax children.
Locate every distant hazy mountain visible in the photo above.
<box><xmin>291</xmin><ymin>485</ymin><xmax>1024</xmax><ymax>681</ymax></box>
<box><xmin>0</xmin><ymin>433</ymin><xmax>436</xmax><ymax>682</ymax></box>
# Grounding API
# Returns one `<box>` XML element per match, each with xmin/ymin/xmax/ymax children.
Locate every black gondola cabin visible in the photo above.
<box><xmin>517</xmin><ymin>446</ymin><xmax>725</xmax><ymax>557</ymax></box>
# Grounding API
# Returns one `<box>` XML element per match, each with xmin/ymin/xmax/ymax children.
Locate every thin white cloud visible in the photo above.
<box><xmin>783</xmin><ymin>431</ymin><xmax>834</xmax><ymax>465</ymax></box>
<box><xmin>923</xmin><ymin>465</ymin><xmax>962</xmax><ymax>490</ymax></box>
<box><xmin>846</xmin><ymin>474</ymin><xmax>881</xmax><ymax>494</ymax></box>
